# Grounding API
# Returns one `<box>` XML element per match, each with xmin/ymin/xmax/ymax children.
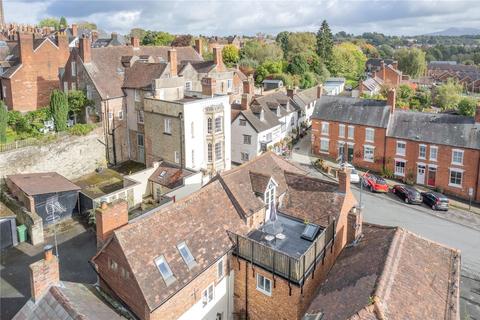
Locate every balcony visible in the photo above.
<box><xmin>228</xmin><ymin>213</ymin><xmax>335</xmax><ymax>285</ymax></box>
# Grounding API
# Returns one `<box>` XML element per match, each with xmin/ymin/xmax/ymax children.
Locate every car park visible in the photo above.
<box><xmin>421</xmin><ymin>191</ymin><xmax>449</xmax><ymax>211</ymax></box>
<box><xmin>362</xmin><ymin>172</ymin><xmax>389</xmax><ymax>193</ymax></box>
<box><xmin>391</xmin><ymin>185</ymin><xmax>423</xmax><ymax>204</ymax></box>
<box><xmin>340</xmin><ymin>163</ymin><xmax>360</xmax><ymax>183</ymax></box>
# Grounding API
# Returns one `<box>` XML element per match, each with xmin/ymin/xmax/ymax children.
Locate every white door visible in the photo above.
<box><xmin>264</xmin><ymin>187</ymin><xmax>275</xmax><ymax>222</ymax></box>
<box><xmin>417</xmin><ymin>165</ymin><xmax>426</xmax><ymax>185</ymax></box>
<box><xmin>137</xmin><ymin>133</ymin><xmax>145</xmax><ymax>164</ymax></box>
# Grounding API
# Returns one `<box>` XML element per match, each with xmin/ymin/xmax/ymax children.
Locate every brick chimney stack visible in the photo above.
<box><xmin>347</xmin><ymin>207</ymin><xmax>363</xmax><ymax>244</ymax></box>
<box><xmin>91</xmin><ymin>30</ymin><xmax>99</xmax><ymax>43</ymax></box>
<box><xmin>29</xmin><ymin>245</ymin><xmax>59</xmax><ymax>302</ymax></box>
<box><xmin>387</xmin><ymin>88</ymin><xmax>396</xmax><ymax>114</ymax></box>
<box><xmin>241</xmin><ymin>94</ymin><xmax>252</xmax><ymax>110</ymax></box>
<box><xmin>286</xmin><ymin>87</ymin><xmax>297</xmax><ymax>99</ymax></box>
<box><xmin>381</xmin><ymin>61</ymin><xmax>386</xmax><ymax>80</ymax></box>
<box><xmin>202</xmin><ymin>77</ymin><xmax>216</xmax><ymax>97</ymax></box>
<box><xmin>391</xmin><ymin>61</ymin><xmax>398</xmax><ymax>70</ymax></box>
<box><xmin>71</xmin><ymin>23</ymin><xmax>78</xmax><ymax>37</ymax></box>
<box><xmin>168</xmin><ymin>49</ymin><xmax>177</xmax><ymax>77</ymax></box>
<box><xmin>194</xmin><ymin>38</ymin><xmax>202</xmax><ymax>57</ymax></box>
<box><xmin>111</xmin><ymin>32</ymin><xmax>117</xmax><ymax>41</ymax></box>
<box><xmin>213</xmin><ymin>46</ymin><xmax>224</xmax><ymax>71</ymax></box>
<box><xmin>17</xmin><ymin>31</ymin><xmax>33</xmax><ymax>63</ymax></box>
<box><xmin>79</xmin><ymin>34</ymin><xmax>91</xmax><ymax>63</ymax></box>
<box><xmin>338</xmin><ymin>167</ymin><xmax>351</xmax><ymax>194</ymax></box>
<box><xmin>95</xmin><ymin>200</ymin><xmax>128</xmax><ymax>249</ymax></box>
<box><xmin>475</xmin><ymin>104</ymin><xmax>480</xmax><ymax>124</ymax></box>
<box><xmin>131</xmin><ymin>36</ymin><xmax>139</xmax><ymax>49</ymax></box>
<box><xmin>243</xmin><ymin>79</ymin><xmax>253</xmax><ymax>95</ymax></box>
<box><xmin>317</xmin><ymin>84</ymin><xmax>323</xmax><ymax>98</ymax></box>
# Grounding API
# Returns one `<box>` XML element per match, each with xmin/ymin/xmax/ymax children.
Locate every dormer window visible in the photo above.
<box><xmin>177</xmin><ymin>242</ymin><xmax>196</xmax><ymax>269</ymax></box>
<box><xmin>154</xmin><ymin>255</ymin><xmax>175</xmax><ymax>285</ymax></box>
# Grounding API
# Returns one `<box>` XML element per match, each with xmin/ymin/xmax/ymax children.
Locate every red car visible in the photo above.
<box><xmin>362</xmin><ymin>173</ymin><xmax>389</xmax><ymax>193</ymax></box>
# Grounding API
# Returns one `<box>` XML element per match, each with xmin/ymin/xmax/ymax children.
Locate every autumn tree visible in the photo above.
<box><xmin>222</xmin><ymin>44</ymin><xmax>240</xmax><ymax>67</ymax></box>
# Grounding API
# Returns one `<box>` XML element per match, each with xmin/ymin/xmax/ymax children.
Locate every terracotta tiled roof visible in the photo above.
<box><xmin>83</xmin><ymin>45</ymin><xmax>202</xmax><ymax>99</ymax></box>
<box><xmin>306</xmin><ymin>223</ymin><xmax>461</xmax><ymax>320</ymax></box>
<box><xmin>148</xmin><ymin>162</ymin><xmax>194</xmax><ymax>189</ymax></box>
<box><xmin>249</xmin><ymin>171</ymin><xmax>271</xmax><ymax>195</ymax></box>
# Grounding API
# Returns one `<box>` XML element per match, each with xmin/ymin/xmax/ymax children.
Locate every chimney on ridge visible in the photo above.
<box><xmin>286</xmin><ymin>87</ymin><xmax>297</xmax><ymax>99</ymax></box>
<box><xmin>95</xmin><ymin>200</ymin><xmax>129</xmax><ymax>249</ymax></box>
<box><xmin>387</xmin><ymin>88</ymin><xmax>396</xmax><ymax>114</ymax></box>
<box><xmin>202</xmin><ymin>77</ymin><xmax>216</xmax><ymax>97</ymax></box>
<box><xmin>131</xmin><ymin>36</ymin><xmax>139</xmax><ymax>49</ymax></box>
<box><xmin>338</xmin><ymin>167</ymin><xmax>351</xmax><ymax>194</ymax></box>
<box><xmin>243</xmin><ymin>79</ymin><xmax>253</xmax><ymax>95</ymax></box>
<box><xmin>71</xmin><ymin>23</ymin><xmax>78</xmax><ymax>37</ymax></box>
<box><xmin>91</xmin><ymin>30</ymin><xmax>99</xmax><ymax>43</ymax></box>
<box><xmin>111</xmin><ymin>32</ymin><xmax>118</xmax><ymax>41</ymax></box>
<box><xmin>241</xmin><ymin>94</ymin><xmax>252</xmax><ymax>110</ymax></box>
<box><xmin>29</xmin><ymin>245</ymin><xmax>59</xmax><ymax>302</ymax></box>
<box><xmin>168</xmin><ymin>49</ymin><xmax>178</xmax><ymax>77</ymax></box>
<box><xmin>79</xmin><ymin>34</ymin><xmax>91</xmax><ymax>63</ymax></box>
<box><xmin>213</xmin><ymin>46</ymin><xmax>224</xmax><ymax>71</ymax></box>
<box><xmin>17</xmin><ymin>31</ymin><xmax>33</xmax><ymax>63</ymax></box>
<box><xmin>381</xmin><ymin>61</ymin><xmax>386</xmax><ymax>80</ymax></box>
<box><xmin>194</xmin><ymin>38</ymin><xmax>202</xmax><ymax>57</ymax></box>
<box><xmin>317</xmin><ymin>84</ymin><xmax>323</xmax><ymax>98</ymax></box>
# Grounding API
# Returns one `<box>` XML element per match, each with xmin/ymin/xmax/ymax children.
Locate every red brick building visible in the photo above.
<box><xmin>90</xmin><ymin>152</ymin><xmax>460</xmax><ymax>320</ymax></box>
<box><xmin>0</xmin><ymin>31</ymin><xmax>69</xmax><ymax>111</ymax></box>
<box><xmin>311</xmin><ymin>90</ymin><xmax>480</xmax><ymax>202</ymax></box>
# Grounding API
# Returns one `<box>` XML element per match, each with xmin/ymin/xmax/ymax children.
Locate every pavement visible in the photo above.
<box><xmin>0</xmin><ymin>219</ymin><xmax>97</xmax><ymax>320</ymax></box>
<box><xmin>291</xmin><ymin>131</ymin><xmax>480</xmax><ymax>320</ymax></box>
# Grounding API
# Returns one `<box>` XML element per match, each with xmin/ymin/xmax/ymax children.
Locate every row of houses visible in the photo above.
<box><xmin>14</xmin><ymin>152</ymin><xmax>461</xmax><ymax>320</ymax></box>
<box><xmin>311</xmin><ymin>89</ymin><xmax>480</xmax><ymax>202</ymax></box>
<box><xmin>428</xmin><ymin>61</ymin><xmax>480</xmax><ymax>93</ymax></box>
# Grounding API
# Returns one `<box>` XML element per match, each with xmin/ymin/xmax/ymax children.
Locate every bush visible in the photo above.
<box><xmin>381</xmin><ymin>166</ymin><xmax>394</xmax><ymax>179</ymax></box>
<box><xmin>68</xmin><ymin>123</ymin><xmax>96</xmax><ymax>136</ymax></box>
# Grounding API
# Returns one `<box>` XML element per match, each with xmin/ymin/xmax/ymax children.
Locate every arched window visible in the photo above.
<box><xmin>207</xmin><ymin>118</ymin><xmax>213</xmax><ymax>134</ymax></box>
<box><xmin>207</xmin><ymin>143</ymin><xmax>213</xmax><ymax>162</ymax></box>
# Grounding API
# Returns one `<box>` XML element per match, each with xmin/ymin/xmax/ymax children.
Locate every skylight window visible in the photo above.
<box><xmin>159</xmin><ymin>170</ymin><xmax>167</xmax><ymax>178</ymax></box>
<box><xmin>301</xmin><ymin>223</ymin><xmax>320</xmax><ymax>241</ymax></box>
<box><xmin>154</xmin><ymin>256</ymin><xmax>175</xmax><ymax>285</ymax></box>
<box><xmin>177</xmin><ymin>242</ymin><xmax>196</xmax><ymax>269</ymax></box>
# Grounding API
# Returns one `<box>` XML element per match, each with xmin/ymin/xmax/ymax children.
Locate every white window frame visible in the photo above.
<box><xmin>108</xmin><ymin>112</ymin><xmax>113</xmax><ymax>120</ymax></box>
<box><xmin>338</xmin><ymin>124</ymin><xmax>345</xmax><ymax>138</ymax></box>
<box><xmin>347</xmin><ymin>125</ymin><xmax>354</xmax><ymax>140</ymax></box>
<box><xmin>241</xmin><ymin>152</ymin><xmax>249</xmax><ymax>161</ymax></box>
<box><xmin>363</xmin><ymin>145</ymin><xmax>375</xmax><ymax>162</ymax></box>
<box><xmin>164</xmin><ymin>118</ymin><xmax>172</xmax><ymax>134</ymax></box>
<box><xmin>451</xmin><ymin>149</ymin><xmax>464</xmax><ymax>166</ymax></box>
<box><xmin>185</xmin><ymin>81</ymin><xmax>192</xmax><ymax>91</ymax></box>
<box><xmin>207</xmin><ymin>118</ymin><xmax>213</xmax><ymax>134</ymax></box>
<box><xmin>256</xmin><ymin>274</ymin><xmax>272</xmax><ymax>296</ymax></box>
<box><xmin>215</xmin><ymin>142</ymin><xmax>223</xmax><ymax>160</ymax></box>
<box><xmin>191</xmin><ymin>149</ymin><xmax>195</xmax><ymax>167</ymax></box>
<box><xmin>396</xmin><ymin>141</ymin><xmax>406</xmax><ymax>156</ymax></box>
<box><xmin>134</xmin><ymin>89</ymin><xmax>141</xmax><ymax>102</ymax></box>
<box><xmin>177</xmin><ymin>242</ymin><xmax>196</xmax><ymax>269</ymax></box>
<box><xmin>448</xmin><ymin>168</ymin><xmax>463</xmax><ymax>188</ymax></box>
<box><xmin>321</xmin><ymin>122</ymin><xmax>329</xmax><ymax>136</ymax></box>
<box><xmin>227</xmin><ymin>79</ymin><xmax>232</xmax><ymax>89</ymax></box>
<box><xmin>215</xmin><ymin>116</ymin><xmax>223</xmax><ymax>133</ymax></box>
<box><xmin>418</xmin><ymin>144</ymin><xmax>427</xmax><ymax>160</ymax></box>
<box><xmin>430</xmin><ymin>146</ymin><xmax>438</xmax><ymax>162</ymax></box>
<box><xmin>394</xmin><ymin>160</ymin><xmax>406</xmax><ymax>177</ymax></box>
<box><xmin>154</xmin><ymin>256</ymin><xmax>175</xmax><ymax>284</ymax></box>
<box><xmin>365</xmin><ymin>128</ymin><xmax>375</xmax><ymax>143</ymax></box>
<box><xmin>243</xmin><ymin>134</ymin><xmax>252</xmax><ymax>145</ymax></box>
<box><xmin>320</xmin><ymin>138</ymin><xmax>329</xmax><ymax>154</ymax></box>
<box><xmin>217</xmin><ymin>258</ymin><xmax>224</xmax><ymax>279</ymax></box>
<box><xmin>208</xmin><ymin>143</ymin><xmax>213</xmax><ymax>163</ymax></box>
<box><xmin>174</xmin><ymin>151</ymin><xmax>180</xmax><ymax>163</ymax></box>
<box><xmin>239</xmin><ymin>119</ymin><xmax>247</xmax><ymax>126</ymax></box>
<box><xmin>202</xmin><ymin>283</ymin><xmax>215</xmax><ymax>307</ymax></box>
<box><xmin>71</xmin><ymin>61</ymin><xmax>76</xmax><ymax>76</ymax></box>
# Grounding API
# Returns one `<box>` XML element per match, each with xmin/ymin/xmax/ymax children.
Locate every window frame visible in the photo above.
<box><xmin>418</xmin><ymin>144</ymin><xmax>427</xmax><ymax>160</ymax></box>
<box><xmin>429</xmin><ymin>146</ymin><xmax>438</xmax><ymax>162</ymax></box>
<box><xmin>449</xmin><ymin>168</ymin><xmax>463</xmax><ymax>188</ymax></box>
<box><xmin>320</xmin><ymin>138</ymin><xmax>329</xmax><ymax>153</ymax></box>
<box><xmin>208</xmin><ymin>143</ymin><xmax>213</xmax><ymax>162</ymax></box>
<box><xmin>137</xmin><ymin>110</ymin><xmax>144</xmax><ymax>124</ymax></box>
<box><xmin>154</xmin><ymin>255</ymin><xmax>175</xmax><ymax>285</ymax></box>
<box><xmin>207</xmin><ymin>118</ymin><xmax>213</xmax><ymax>134</ymax></box>
<box><xmin>185</xmin><ymin>81</ymin><xmax>192</xmax><ymax>91</ymax></box>
<box><xmin>321</xmin><ymin>122</ymin><xmax>329</xmax><ymax>136</ymax></box>
<box><xmin>365</xmin><ymin>128</ymin><xmax>375</xmax><ymax>143</ymax></box>
<box><xmin>217</xmin><ymin>258</ymin><xmax>224</xmax><ymax>279</ymax></box>
<box><xmin>338</xmin><ymin>124</ymin><xmax>345</xmax><ymax>138</ymax></box>
<box><xmin>239</xmin><ymin>119</ymin><xmax>247</xmax><ymax>126</ymax></box>
<box><xmin>202</xmin><ymin>283</ymin><xmax>215</xmax><ymax>307</ymax></box>
<box><xmin>134</xmin><ymin>89</ymin><xmax>141</xmax><ymax>102</ymax></box>
<box><xmin>71</xmin><ymin>61</ymin><xmax>76</xmax><ymax>76</ymax></box>
<box><xmin>396</xmin><ymin>141</ymin><xmax>406</xmax><ymax>156</ymax></box>
<box><xmin>256</xmin><ymin>274</ymin><xmax>272</xmax><ymax>296</ymax></box>
<box><xmin>177</xmin><ymin>242</ymin><xmax>196</xmax><ymax>269</ymax></box>
<box><xmin>347</xmin><ymin>125</ymin><xmax>355</xmax><ymax>140</ymax></box>
<box><xmin>243</xmin><ymin>134</ymin><xmax>252</xmax><ymax>145</ymax></box>
<box><xmin>241</xmin><ymin>152</ymin><xmax>249</xmax><ymax>161</ymax></box>
<box><xmin>174</xmin><ymin>151</ymin><xmax>180</xmax><ymax>163</ymax></box>
<box><xmin>363</xmin><ymin>145</ymin><xmax>375</xmax><ymax>162</ymax></box>
<box><xmin>451</xmin><ymin>149</ymin><xmax>464</xmax><ymax>165</ymax></box>
<box><xmin>215</xmin><ymin>116</ymin><xmax>223</xmax><ymax>133</ymax></box>
<box><xmin>394</xmin><ymin>160</ymin><xmax>406</xmax><ymax>177</ymax></box>
<box><xmin>215</xmin><ymin>142</ymin><xmax>223</xmax><ymax>160</ymax></box>
<box><xmin>164</xmin><ymin>118</ymin><xmax>172</xmax><ymax>134</ymax></box>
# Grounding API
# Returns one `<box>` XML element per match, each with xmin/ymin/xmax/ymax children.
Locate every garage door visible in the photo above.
<box><xmin>0</xmin><ymin>219</ymin><xmax>13</xmax><ymax>250</ymax></box>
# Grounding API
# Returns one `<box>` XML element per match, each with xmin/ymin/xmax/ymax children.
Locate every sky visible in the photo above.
<box><xmin>4</xmin><ymin>0</ymin><xmax>480</xmax><ymax>36</ymax></box>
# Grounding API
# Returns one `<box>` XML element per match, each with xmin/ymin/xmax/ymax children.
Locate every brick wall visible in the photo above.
<box><xmin>29</xmin><ymin>252</ymin><xmax>59</xmax><ymax>302</ymax></box>
<box><xmin>95</xmin><ymin>200</ymin><xmax>128</xmax><ymax>248</ymax></box>
<box><xmin>311</xmin><ymin>119</ymin><xmax>387</xmax><ymax>172</ymax></box>
<box><xmin>385</xmin><ymin>137</ymin><xmax>480</xmax><ymax>202</ymax></box>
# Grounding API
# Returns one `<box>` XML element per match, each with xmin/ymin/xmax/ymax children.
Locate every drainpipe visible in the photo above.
<box><xmin>178</xmin><ymin>112</ymin><xmax>184</xmax><ymax>169</ymax></box>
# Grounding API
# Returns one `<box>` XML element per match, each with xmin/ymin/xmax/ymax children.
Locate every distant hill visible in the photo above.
<box><xmin>424</xmin><ymin>27</ymin><xmax>480</xmax><ymax>36</ymax></box>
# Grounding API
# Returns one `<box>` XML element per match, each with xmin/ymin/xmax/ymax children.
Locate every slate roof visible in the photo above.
<box><xmin>123</xmin><ymin>62</ymin><xmax>168</xmax><ymax>89</ymax></box>
<box><xmin>292</xmin><ymin>86</ymin><xmax>320</xmax><ymax>108</ymax></box>
<box><xmin>7</xmin><ymin>172</ymin><xmax>80</xmax><ymax>196</ymax></box>
<box><xmin>388</xmin><ymin>110</ymin><xmax>480</xmax><ymax>150</ymax></box>
<box><xmin>81</xmin><ymin>45</ymin><xmax>202</xmax><ymax>99</ymax></box>
<box><xmin>312</xmin><ymin>96</ymin><xmax>391</xmax><ymax>128</ymax></box>
<box><xmin>361</xmin><ymin>77</ymin><xmax>384</xmax><ymax>92</ymax></box>
<box><xmin>234</xmin><ymin>91</ymin><xmax>297</xmax><ymax>133</ymax></box>
<box><xmin>13</xmin><ymin>282</ymin><xmax>123</xmax><ymax>320</ymax></box>
<box><xmin>306</xmin><ymin>223</ymin><xmax>460</xmax><ymax>320</ymax></box>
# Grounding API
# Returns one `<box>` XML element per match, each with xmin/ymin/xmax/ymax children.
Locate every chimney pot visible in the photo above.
<box><xmin>44</xmin><ymin>244</ymin><xmax>54</xmax><ymax>261</ymax></box>
<box><xmin>71</xmin><ymin>23</ymin><xmax>78</xmax><ymax>37</ymax></box>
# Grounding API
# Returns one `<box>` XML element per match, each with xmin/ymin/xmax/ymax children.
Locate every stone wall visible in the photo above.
<box><xmin>0</xmin><ymin>127</ymin><xmax>106</xmax><ymax>180</ymax></box>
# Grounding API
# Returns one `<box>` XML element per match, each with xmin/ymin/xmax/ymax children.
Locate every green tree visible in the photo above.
<box><xmin>255</xmin><ymin>60</ymin><xmax>284</xmax><ymax>85</ymax></box>
<box><xmin>329</xmin><ymin>42</ymin><xmax>367</xmax><ymax>85</ymax></box>
<box><xmin>0</xmin><ymin>101</ymin><xmax>7</xmax><ymax>143</ymax></box>
<box><xmin>316</xmin><ymin>20</ymin><xmax>334</xmax><ymax>65</ymax></box>
<box><xmin>141</xmin><ymin>31</ymin><xmax>175</xmax><ymax>46</ymax></box>
<box><xmin>458</xmin><ymin>97</ymin><xmax>478</xmax><ymax>116</ymax></box>
<box><xmin>276</xmin><ymin>31</ymin><xmax>290</xmax><ymax>58</ymax></box>
<box><xmin>396</xmin><ymin>84</ymin><xmax>415</xmax><ymax>108</ymax></box>
<box><xmin>39</xmin><ymin>17</ymin><xmax>60</xmax><ymax>30</ymax></box>
<box><xmin>77</xmin><ymin>21</ymin><xmax>97</xmax><ymax>30</ymax></box>
<box><xmin>378</xmin><ymin>44</ymin><xmax>395</xmax><ymax>58</ymax></box>
<box><xmin>299</xmin><ymin>72</ymin><xmax>318</xmax><ymax>89</ymax></box>
<box><xmin>130</xmin><ymin>28</ymin><xmax>147</xmax><ymax>41</ymax></box>
<box><xmin>222</xmin><ymin>44</ymin><xmax>240</xmax><ymax>67</ymax></box>
<box><xmin>67</xmin><ymin>90</ymin><xmax>91</xmax><ymax>123</ymax></box>
<box><xmin>287</xmin><ymin>54</ymin><xmax>309</xmax><ymax>75</ymax></box>
<box><xmin>286</xmin><ymin>32</ymin><xmax>316</xmax><ymax>59</ymax></box>
<box><xmin>240</xmin><ymin>40</ymin><xmax>283</xmax><ymax>65</ymax></box>
<box><xmin>394</xmin><ymin>48</ymin><xmax>427</xmax><ymax>78</ymax></box>
<box><xmin>434</xmin><ymin>79</ymin><xmax>462</xmax><ymax>110</ymax></box>
<box><xmin>59</xmin><ymin>16</ymin><xmax>67</xmax><ymax>29</ymax></box>
<box><xmin>49</xmin><ymin>90</ymin><xmax>69</xmax><ymax>132</ymax></box>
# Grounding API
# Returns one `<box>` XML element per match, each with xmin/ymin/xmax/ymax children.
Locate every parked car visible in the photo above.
<box><xmin>421</xmin><ymin>191</ymin><xmax>449</xmax><ymax>211</ymax></box>
<box><xmin>391</xmin><ymin>185</ymin><xmax>423</xmax><ymax>204</ymax></box>
<box><xmin>340</xmin><ymin>163</ymin><xmax>360</xmax><ymax>183</ymax></box>
<box><xmin>362</xmin><ymin>173</ymin><xmax>389</xmax><ymax>192</ymax></box>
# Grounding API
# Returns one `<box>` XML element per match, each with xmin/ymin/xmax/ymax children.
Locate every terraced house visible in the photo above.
<box><xmin>311</xmin><ymin>89</ymin><xmax>480</xmax><ymax>202</ymax></box>
<box><xmin>90</xmin><ymin>152</ymin><xmax>460</xmax><ymax>320</ymax></box>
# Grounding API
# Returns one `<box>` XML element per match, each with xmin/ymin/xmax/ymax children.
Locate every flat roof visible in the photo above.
<box><xmin>73</xmin><ymin>169</ymin><xmax>124</xmax><ymax>199</ymax></box>
<box><xmin>247</xmin><ymin>213</ymin><xmax>323</xmax><ymax>259</ymax></box>
<box><xmin>7</xmin><ymin>172</ymin><xmax>80</xmax><ymax>196</ymax></box>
